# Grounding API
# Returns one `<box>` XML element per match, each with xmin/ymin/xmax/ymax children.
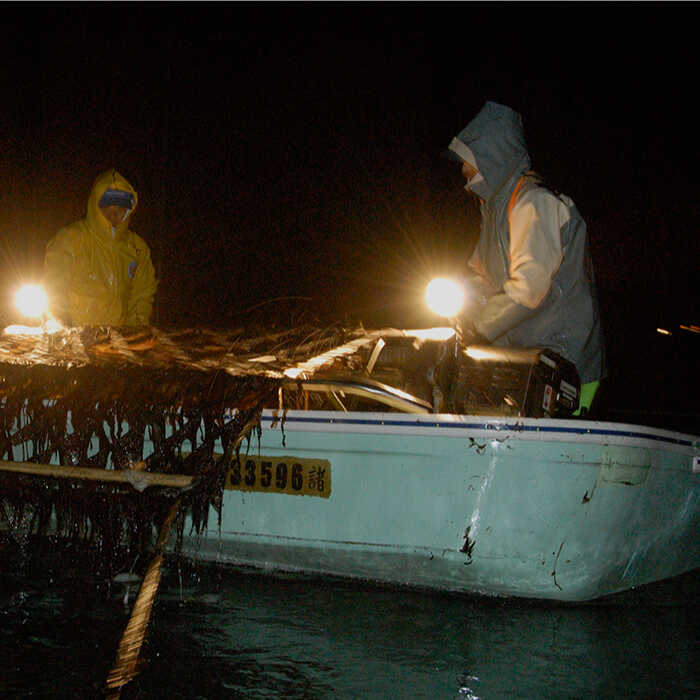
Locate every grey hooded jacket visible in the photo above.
<box><xmin>449</xmin><ymin>101</ymin><xmax>605</xmax><ymax>384</ymax></box>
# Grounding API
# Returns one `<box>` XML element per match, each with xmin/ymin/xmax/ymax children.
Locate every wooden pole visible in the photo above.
<box><xmin>104</xmin><ymin>498</ymin><xmax>181</xmax><ymax>698</ymax></box>
<box><xmin>0</xmin><ymin>459</ymin><xmax>193</xmax><ymax>489</ymax></box>
<box><xmin>102</xmin><ymin>417</ymin><xmax>260</xmax><ymax>697</ymax></box>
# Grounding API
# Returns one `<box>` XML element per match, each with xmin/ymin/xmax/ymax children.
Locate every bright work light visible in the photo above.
<box><xmin>425</xmin><ymin>278</ymin><xmax>466</xmax><ymax>318</ymax></box>
<box><xmin>14</xmin><ymin>284</ymin><xmax>49</xmax><ymax>319</ymax></box>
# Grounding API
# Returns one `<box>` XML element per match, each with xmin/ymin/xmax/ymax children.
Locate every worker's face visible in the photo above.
<box><xmin>461</xmin><ymin>161</ymin><xmax>479</xmax><ymax>182</ymax></box>
<box><xmin>100</xmin><ymin>205</ymin><xmax>129</xmax><ymax>227</ymax></box>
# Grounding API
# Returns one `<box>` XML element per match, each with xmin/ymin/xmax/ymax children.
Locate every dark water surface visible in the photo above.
<box><xmin>1</xmin><ymin>539</ymin><xmax>698</xmax><ymax>699</ymax></box>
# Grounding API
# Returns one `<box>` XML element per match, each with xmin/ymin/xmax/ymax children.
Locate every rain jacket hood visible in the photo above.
<box><xmin>44</xmin><ymin>169</ymin><xmax>156</xmax><ymax>327</ymax></box>
<box><xmin>87</xmin><ymin>169</ymin><xmax>138</xmax><ymax>239</ymax></box>
<box><xmin>449</xmin><ymin>101</ymin><xmax>531</xmax><ymax>205</ymax></box>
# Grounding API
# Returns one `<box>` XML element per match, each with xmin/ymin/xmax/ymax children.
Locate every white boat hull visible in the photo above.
<box><xmin>177</xmin><ymin>410</ymin><xmax>700</xmax><ymax>601</ymax></box>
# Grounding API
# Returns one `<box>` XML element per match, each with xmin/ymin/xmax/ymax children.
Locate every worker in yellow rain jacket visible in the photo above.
<box><xmin>44</xmin><ymin>169</ymin><xmax>157</xmax><ymax>326</ymax></box>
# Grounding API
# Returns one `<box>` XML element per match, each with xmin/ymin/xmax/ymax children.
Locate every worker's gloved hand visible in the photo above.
<box><xmin>459</xmin><ymin>321</ymin><xmax>490</xmax><ymax>347</ymax></box>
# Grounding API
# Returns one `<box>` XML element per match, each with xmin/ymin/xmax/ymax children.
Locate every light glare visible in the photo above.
<box><xmin>425</xmin><ymin>278</ymin><xmax>466</xmax><ymax>318</ymax></box>
<box><xmin>405</xmin><ymin>327</ymin><xmax>456</xmax><ymax>341</ymax></box>
<box><xmin>465</xmin><ymin>347</ymin><xmax>492</xmax><ymax>360</ymax></box>
<box><xmin>14</xmin><ymin>284</ymin><xmax>49</xmax><ymax>319</ymax></box>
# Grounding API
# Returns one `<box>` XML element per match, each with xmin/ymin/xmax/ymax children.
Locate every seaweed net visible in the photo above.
<box><xmin>0</xmin><ymin>323</ymin><xmax>358</xmax><ymax>576</ymax></box>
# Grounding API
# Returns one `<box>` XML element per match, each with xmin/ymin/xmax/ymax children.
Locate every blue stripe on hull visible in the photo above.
<box><xmin>264</xmin><ymin>411</ymin><xmax>699</xmax><ymax>451</ymax></box>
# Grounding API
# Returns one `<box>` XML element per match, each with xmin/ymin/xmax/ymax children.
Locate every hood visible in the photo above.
<box><xmin>448</xmin><ymin>101</ymin><xmax>531</xmax><ymax>204</ymax></box>
<box><xmin>86</xmin><ymin>169</ymin><xmax>138</xmax><ymax>238</ymax></box>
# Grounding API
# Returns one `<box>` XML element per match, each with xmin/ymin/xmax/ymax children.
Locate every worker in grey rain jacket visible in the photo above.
<box><xmin>445</xmin><ymin>101</ymin><xmax>606</xmax><ymax>415</ymax></box>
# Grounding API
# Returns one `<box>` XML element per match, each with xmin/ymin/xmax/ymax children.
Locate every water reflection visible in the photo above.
<box><xmin>1</xmin><ymin>540</ymin><xmax>698</xmax><ymax>699</ymax></box>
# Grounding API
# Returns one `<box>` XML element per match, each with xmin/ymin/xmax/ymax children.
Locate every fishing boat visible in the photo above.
<box><xmin>1</xmin><ymin>321</ymin><xmax>698</xmax><ymax>602</ymax></box>
<box><xmin>171</xmin><ymin>329</ymin><xmax>699</xmax><ymax>602</ymax></box>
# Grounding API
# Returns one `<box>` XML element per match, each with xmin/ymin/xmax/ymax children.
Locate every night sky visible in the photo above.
<box><xmin>1</xmin><ymin>3</ymin><xmax>698</xmax><ymax>420</ymax></box>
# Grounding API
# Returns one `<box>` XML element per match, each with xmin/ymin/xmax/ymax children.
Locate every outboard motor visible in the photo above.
<box><xmin>448</xmin><ymin>345</ymin><xmax>580</xmax><ymax>418</ymax></box>
<box><xmin>369</xmin><ymin>334</ymin><xmax>580</xmax><ymax>418</ymax></box>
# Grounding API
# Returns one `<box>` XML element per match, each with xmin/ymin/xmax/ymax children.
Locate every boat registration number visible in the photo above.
<box><xmin>225</xmin><ymin>456</ymin><xmax>331</xmax><ymax>498</ymax></box>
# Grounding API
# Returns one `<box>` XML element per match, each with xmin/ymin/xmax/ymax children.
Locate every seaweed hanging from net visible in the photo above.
<box><xmin>0</xmin><ymin>323</ymin><xmax>354</xmax><ymax>576</ymax></box>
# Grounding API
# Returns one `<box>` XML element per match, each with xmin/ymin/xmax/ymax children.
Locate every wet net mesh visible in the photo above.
<box><xmin>0</xmin><ymin>324</ymin><xmax>357</xmax><ymax>576</ymax></box>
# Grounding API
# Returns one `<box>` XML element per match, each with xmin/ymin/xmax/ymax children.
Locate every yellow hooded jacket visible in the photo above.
<box><xmin>44</xmin><ymin>170</ymin><xmax>157</xmax><ymax>326</ymax></box>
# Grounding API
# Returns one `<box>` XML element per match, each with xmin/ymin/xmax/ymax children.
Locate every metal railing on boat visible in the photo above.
<box><xmin>282</xmin><ymin>377</ymin><xmax>433</xmax><ymax>414</ymax></box>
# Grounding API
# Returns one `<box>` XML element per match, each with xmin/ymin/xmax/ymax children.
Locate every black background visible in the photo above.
<box><xmin>1</xmin><ymin>3</ymin><xmax>698</xmax><ymax>425</ymax></box>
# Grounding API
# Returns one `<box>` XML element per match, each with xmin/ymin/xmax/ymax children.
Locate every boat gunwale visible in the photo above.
<box><xmin>263</xmin><ymin>408</ymin><xmax>700</xmax><ymax>454</ymax></box>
